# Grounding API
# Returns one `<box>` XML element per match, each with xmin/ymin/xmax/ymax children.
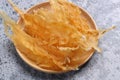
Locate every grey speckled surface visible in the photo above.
<box><xmin>0</xmin><ymin>0</ymin><xmax>120</xmax><ymax>80</ymax></box>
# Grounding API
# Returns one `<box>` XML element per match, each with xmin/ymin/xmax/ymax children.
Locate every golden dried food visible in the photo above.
<box><xmin>0</xmin><ymin>0</ymin><xmax>115</xmax><ymax>71</ymax></box>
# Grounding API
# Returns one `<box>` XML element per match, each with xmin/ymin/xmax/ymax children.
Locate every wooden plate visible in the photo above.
<box><xmin>17</xmin><ymin>2</ymin><xmax>97</xmax><ymax>73</ymax></box>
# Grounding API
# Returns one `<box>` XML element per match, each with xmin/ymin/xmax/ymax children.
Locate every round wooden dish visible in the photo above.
<box><xmin>17</xmin><ymin>2</ymin><xmax>97</xmax><ymax>73</ymax></box>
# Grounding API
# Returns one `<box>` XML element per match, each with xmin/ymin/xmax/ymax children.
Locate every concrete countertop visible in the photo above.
<box><xmin>0</xmin><ymin>0</ymin><xmax>120</xmax><ymax>80</ymax></box>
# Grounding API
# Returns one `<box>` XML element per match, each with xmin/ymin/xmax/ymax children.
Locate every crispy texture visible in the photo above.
<box><xmin>0</xmin><ymin>0</ymin><xmax>115</xmax><ymax>71</ymax></box>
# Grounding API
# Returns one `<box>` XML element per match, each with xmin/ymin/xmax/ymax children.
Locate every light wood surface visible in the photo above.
<box><xmin>16</xmin><ymin>2</ymin><xmax>97</xmax><ymax>73</ymax></box>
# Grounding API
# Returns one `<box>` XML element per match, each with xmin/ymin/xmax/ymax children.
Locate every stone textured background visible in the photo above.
<box><xmin>0</xmin><ymin>0</ymin><xmax>120</xmax><ymax>80</ymax></box>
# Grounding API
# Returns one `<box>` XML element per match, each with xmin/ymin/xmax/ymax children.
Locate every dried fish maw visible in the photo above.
<box><xmin>0</xmin><ymin>0</ymin><xmax>115</xmax><ymax>71</ymax></box>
